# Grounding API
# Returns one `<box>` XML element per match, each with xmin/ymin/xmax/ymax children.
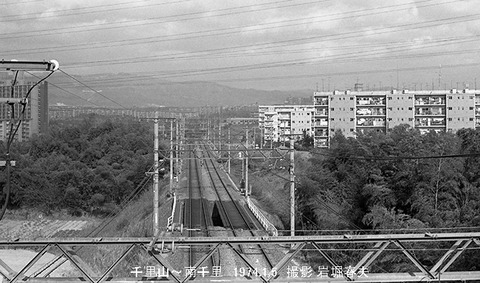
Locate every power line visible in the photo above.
<box><xmin>0</xmin><ymin>0</ymin><xmax>191</xmax><ymax>22</ymax></box>
<box><xmin>0</xmin><ymin>0</ymin><xmax>43</xmax><ymax>5</ymax></box>
<box><xmin>311</xmin><ymin>148</ymin><xmax>480</xmax><ymax>161</ymax></box>
<box><xmin>26</xmin><ymin>71</ymin><xmax>105</xmax><ymax>107</ymax></box>
<box><xmin>58</xmin><ymin>69</ymin><xmax>128</xmax><ymax>109</ymax></box>
<box><xmin>1</xmin><ymin>0</ymin><xmax>448</xmax><ymax>54</ymax></box>
<box><xmin>57</xmin><ymin>14</ymin><xmax>480</xmax><ymax>77</ymax></box>
<box><xmin>0</xmin><ymin>0</ymin><xmax>322</xmax><ymax>39</ymax></box>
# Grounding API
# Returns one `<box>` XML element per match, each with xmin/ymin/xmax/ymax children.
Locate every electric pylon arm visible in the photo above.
<box><xmin>0</xmin><ymin>59</ymin><xmax>59</xmax><ymax>222</ymax></box>
<box><xmin>0</xmin><ymin>59</ymin><xmax>59</xmax><ymax>71</ymax></box>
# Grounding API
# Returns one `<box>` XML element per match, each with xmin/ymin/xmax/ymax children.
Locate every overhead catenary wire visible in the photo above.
<box><xmin>311</xmin><ymin>148</ymin><xmax>480</xmax><ymax>161</ymax></box>
<box><xmin>0</xmin><ymin>0</ymin><xmax>192</xmax><ymax>22</ymax></box>
<box><xmin>0</xmin><ymin>0</ymin><xmax>325</xmax><ymax>39</ymax></box>
<box><xmin>58</xmin><ymin>69</ymin><xmax>128</xmax><ymax>109</ymax></box>
<box><xmin>53</xmin><ymin>14</ymin><xmax>480</xmax><ymax>84</ymax></box>
<box><xmin>1</xmin><ymin>0</ymin><xmax>451</xmax><ymax>55</ymax></box>
<box><xmin>26</xmin><ymin>71</ymin><xmax>106</xmax><ymax>107</ymax></box>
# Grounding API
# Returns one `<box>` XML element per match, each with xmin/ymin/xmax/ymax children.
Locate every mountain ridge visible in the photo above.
<box><xmin>48</xmin><ymin>73</ymin><xmax>313</xmax><ymax>107</ymax></box>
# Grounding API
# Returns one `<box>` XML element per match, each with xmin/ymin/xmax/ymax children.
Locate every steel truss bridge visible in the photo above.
<box><xmin>1</xmin><ymin>232</ymin><xmax>480</xmax><ymax>282</ymax></box>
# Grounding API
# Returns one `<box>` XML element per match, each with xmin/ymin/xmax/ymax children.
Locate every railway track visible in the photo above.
<box><xmin>199</xmin><ymin>143</ymin><xmax>275</xmax><ymax>276</ymax></box>
<box><xmin>184</xmin><ymin>144</ymin><xmax>216</xmax><ymax>279</ymax></box>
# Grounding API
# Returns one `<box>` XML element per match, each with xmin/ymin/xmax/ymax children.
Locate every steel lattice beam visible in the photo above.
<box><xmin>1</xmin><ymin>233</ymin><xmax>480</xmax><ymax>282</ymax></box>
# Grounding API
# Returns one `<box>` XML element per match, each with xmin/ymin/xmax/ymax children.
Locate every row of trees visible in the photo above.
<box><xmin>0</xmin><ymin>114</ymin><xmax>160</xmax><ymax>216</ymax></box>
<box><xmin>298</xmin><ymin>125</ymin><xmax>480</xmax><ymax>231</ymax></box>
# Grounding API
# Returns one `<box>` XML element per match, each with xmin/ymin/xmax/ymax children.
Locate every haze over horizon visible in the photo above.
<box><xmin>2</xmin><ymin>0</ymin><xmax>480</xmax><ymax>95</ymax></box>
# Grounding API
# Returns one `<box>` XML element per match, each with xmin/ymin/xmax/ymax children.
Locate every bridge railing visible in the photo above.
<box><xmin>2</xmin><ymin>234</ymin><xmax>480</xmax><ymax>283</ymax></box>
<box><xmin>167</xmin><ymin>192</ymin><xmax>177</xmax><ymax>230</ymax></box>
<box><xmin>246</xmin><ymin>197</ymin><xmax>278</xmax><ymax>237</ymax></box>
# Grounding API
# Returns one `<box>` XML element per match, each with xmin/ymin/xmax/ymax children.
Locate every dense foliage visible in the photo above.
<box><xmin>298</xmin><ymin>125</ymin><xmax>480</xmax><ymax>231</ymax></box>
<box><xmin>0</xmin><ymin>114</ymin><xmax>159</xmax><ymax>216</ymax></box>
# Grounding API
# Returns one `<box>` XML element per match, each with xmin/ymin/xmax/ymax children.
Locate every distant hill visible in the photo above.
<box><xmin>48</xmin><ymin>73</ymin><xmax>313</xmax><ymax>107</ymax></box>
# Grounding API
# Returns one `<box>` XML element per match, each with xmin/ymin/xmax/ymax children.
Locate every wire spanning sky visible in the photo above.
<box><xmin>1</xmin><ymin>0</ymin><xmax>479</xmax><ymax>91</ymax></box>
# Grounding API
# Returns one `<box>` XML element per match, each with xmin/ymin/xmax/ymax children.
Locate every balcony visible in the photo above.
<box><xmin>315</xmin><ymin>98</ymin><xmax>328</xmax><ymax>105</ymax></box>
<box><xmin>315</xmin><ymin>138</ymin><xmax>328</xmax><ymax>147</ymax></box>
<box><xmin>415</xmin><ymin>107</ymin><xmax>445</xmax><ymax>116</ymax></box>
<box><xmin>315</xmin><ymin>129</ymin><xmax>328</xmax><ymax>137</ymax></box>
<box><xmin>415</xmin><ymin>117</ymin><xmax>446</xmax><ymax>127</ymax></box>
<box><xmin>357</xmin><ymin>97</ymin><xmax>385</xmax><ymax>106</ymax></box>
<box><xmin>357</xmin><ymin>117</ymin><xmax>385</xmax><ymax>127</ymax></box>
<box><xmin>315</xmin><ymin>110</ymin><xmax>328</xmax><ymax>116</ymax></box>
<box><xmin>415</xmin><ymin>96</ymin><xmax>446</xmax><ymax>105</ymax></box>
<box><xmin>356</xmin><ymin>107</ymin><xmax>385</xmax><ymax>116</ymax></box>
<box><xmin>476</xmin><ymin>96</ymin><xmax>480</xmax><ymax>105</ymax></box>
<box><xmin>315</xmin><ymin>119</ymin><xmax>328</xmax><ymax>127</ymax></box>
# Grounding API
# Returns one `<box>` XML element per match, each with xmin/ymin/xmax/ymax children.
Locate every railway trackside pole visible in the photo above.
<box><xmin>245</xmin><ymin>127</ymin><xmax>249</xmax><ymax>197</ymax></box>
<box><xmin>290</xmin><ymin>139</ymin><xmax>295</xmax><ymax>237</ymax></box>
<box><xmin>227</xmin><ymin>127</ymin><xmax>231</xmax><ymax>174</ymax></box>
<box><xmin>153</xmin><ymin>112</ymin><xmax>159</xmax><ymax>236</ymax></box>
<box><xmin>175</xmin><ymin>119</ymin><xmax>179</xmax><ymax>179</ymax></box>
<box><xmin>169</xmin><ymin>119</ymin><xmax>174</xmax><ymax>192</ymax></box>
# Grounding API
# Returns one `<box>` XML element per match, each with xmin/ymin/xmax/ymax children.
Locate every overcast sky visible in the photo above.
<box><xmin>1</xmin><ymin>0</ymin><xmax>479</xmax><ymax>91</ymax></box>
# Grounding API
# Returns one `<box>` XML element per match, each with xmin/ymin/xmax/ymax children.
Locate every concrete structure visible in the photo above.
<box><xmin>258</xmin><ymin>105</ymin><xmax>314</xmax><ymax>143</ymax></box>
<box><xmin>225</xmin><ymin>117</ymin><xmax>258</xmax><ymax>126</ymax></box>
<box><xmin>0</xmin><ymin>74</ymin><xmax>48</xmax><ymax>142</ymax></box>
<box><xmin>313</xmin><ymin>89</ymin><xmax>479</xmax><ymax>147</ymax></box>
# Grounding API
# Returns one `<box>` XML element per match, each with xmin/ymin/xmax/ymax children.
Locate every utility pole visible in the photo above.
<box><xmin>227</xmin><ymin>126</ymin><xmax>231</xmax><ymax>174</ymax></box>
<box><xmin>218</xmin><ymin>119</ymin><xmax>221</xmax><ymax>157</ymax></box>
<box><xmin>175</xmin><ymin>119</ymin><xmax>179</xmax><ymax>179</ymax></box>
<box><xmin>245</xmin><ymin>127</ymin><xmax>249</xmax><ymax>197</ymax></box>
<box><xmin>290</xmin><ymin>139</ymin><xmax>295</xmax><ymax>237</ymax></box>
<box><xmin>169</xmin><ymin>119</ymin><xmax>174</xmax><ymax>193</ymax></box>
<box><xmin>153</xmin><ymin>112</ymin><xmax>159</xmax><ymax>236</ymax></box>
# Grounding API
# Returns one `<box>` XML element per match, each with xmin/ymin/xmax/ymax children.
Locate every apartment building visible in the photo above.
<box><xmin>258</xmin><ymin>105</ymin><xmax>314</xmax><ymax>143</ymax></box>
<box><xmin>313</xmin><ymin>89</ymin><xmax>479</xmax><ymax>147</ymax></box>
<box><xmin>0</xmin><ymin>74</ymin><xmax>49</xmax><ymax>142</ymax></box>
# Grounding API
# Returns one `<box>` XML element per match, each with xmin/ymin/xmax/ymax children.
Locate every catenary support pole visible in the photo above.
<box><xmin>227</xmin><ymin>127</ymin><xmax>231</xmax><ymax>174</ymax></box>
<box><xmin>170</xmin><ymin>119</ymin><xmax>174</xmax><ymax>193</ymax></box>
<box><xmin>290</xmin><ymin>139</ymin><xmax>295</xmax><ymax>237</ymax></box>
<box><xmin>245</xmin><ymin>128</ymin><xmax>249</xmax><ymax>197</ymax></box>
<box><xmin>153</xmin><ymin>112</ymin><xmax>159</xmax><ymax>236</ymax></box>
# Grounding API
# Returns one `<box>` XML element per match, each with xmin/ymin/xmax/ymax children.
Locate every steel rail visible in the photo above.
<box><xmin>184</xmin><ymin>143</ymin><xmax>216</xmax><ymax>282</ymax></box>
<box><xmin>201</xmin><ymin>143</ymin><xmax>275</xmax><ymax>279</ymax></box>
